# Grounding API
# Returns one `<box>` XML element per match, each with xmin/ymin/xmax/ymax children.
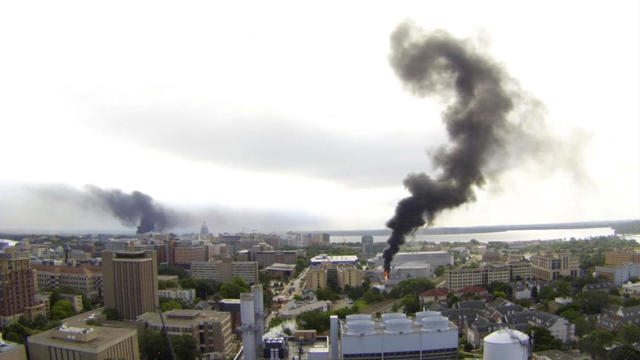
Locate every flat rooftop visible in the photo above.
<box><xmin>28</xmin><ymin>325</ymin><xmax>136</xmax><ymax>353</ymax></box>
<box><xmin>137</xmin><ymin>309</ymin><xmax>230</xmax><ymax>327</ymax></box>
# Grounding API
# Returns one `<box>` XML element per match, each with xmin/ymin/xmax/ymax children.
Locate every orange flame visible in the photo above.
<box><xmin>384</xmin><ymin>271</ymin><xmax>388</xmax><ymax>281</ymax></box>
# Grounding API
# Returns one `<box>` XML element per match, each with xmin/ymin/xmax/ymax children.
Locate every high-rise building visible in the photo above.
<box><xmin>102</xmin><ymin>250</ymin><xmax>159</xmax><ymax>320</ymax></box>
<box><xmin>0</xmin><ymin>251</ymin><xmax>47</xmax><ymax>326</ymax></box>
<box><xmin>361</xmin><ymin>235</ymin><xmax>374</xmax><ymax>256</ymax></box>
<box><xmin>530</xmin><ymin>253</ymin><xmax>580</xmax><ymax>281</ymax></box>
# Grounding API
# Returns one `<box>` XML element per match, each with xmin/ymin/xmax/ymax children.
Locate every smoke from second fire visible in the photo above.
<box><xmin>382</xmin><ymin>22</ymin><xmax>554</xmax><ymax>274</ymax></box>
<box><xmin>86</xmin><ymin>186</ymin><xmax>179</xmax><ymax>233</ymax></box>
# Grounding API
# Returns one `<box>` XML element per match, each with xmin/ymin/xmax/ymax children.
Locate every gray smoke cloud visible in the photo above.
<box><xmin>382</xmin><ymin>22</ymin><xmax>579</xmax><ymax>272</ymax></box>
<box><xmin>84</xmin><ymin>185</ymin><xmax>183</xmax><ymax>233</ymax></box>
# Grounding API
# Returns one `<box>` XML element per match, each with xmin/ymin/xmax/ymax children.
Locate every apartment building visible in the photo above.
<box><xmin>0</xmin><ymin>251</ymin><xmax>47</xmax><ymax>326</ymax></box>
<box><xmin>190</xmin><ymin>259</ymin><xmax>258</xmax><ymax>285</ymax></box>
<box><xmin>103</xmin><ymin>250</ymin><xmax>159</xmax><ymax>320</ymax></box>
<box><xmin>306</xmin><ymin>263</ymin><xmax>364</xmax><ymax>291</ymax></box>
<box><xmin>446</xmin><ymin>261</ymin><xmax>532</xmax><ymax>291</ymax></box>
<box><xmin>32</xmin><ymin>264</ymin><xmax>103</xmax><ymax>298</ymax></box>
<box><xmin>605</xmin><ymin>251</ymin><xmax>640</xmax><ymax>266</ymax></box>
<box><xmin>530</xmin><ymin>253</ymin><xmax>580</xmax><ymax>281</ymax></box>
<box><xmin>137</xmin><ymin>310</ymin><xmax>234</xmax><ymax>359</ymax></box>
<box><xmin>27</xmin><ymin>324</ymin><xmax>139</xmax><ymax>360</ymax></box>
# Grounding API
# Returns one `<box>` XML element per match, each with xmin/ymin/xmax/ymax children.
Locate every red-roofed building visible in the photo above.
<box><xmin>455</xmin><ymin>286</ymin><xmax>489</xmax><ymax>299</ymax></box>
<box><xmin>420</xmin><ymin>288</ymin><xmax>450</xmax><ymax>303</ymax></box>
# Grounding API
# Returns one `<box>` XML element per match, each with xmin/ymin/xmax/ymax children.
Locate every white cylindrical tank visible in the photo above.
<box><xmin>345</xmin><ymin>314</ymin><xmax>371</xmax><ymax>322</ymax></box>
<box><xmin>346</xmin><ymin>320</ymin><xmax>376</xmax><ymax>335</ymax></box>
<box><xmin>415</xmin><ymin>311</ymin><xmax>440</xmax><ymax>322</ymax></box>
<box><xmin>380</xmin><ymin>313</ymin><xmax>406</xmax><ymax>321</ymax></box>
<box><xmin>421</xmin><ymin>315</ymin><xmax>449</xmax><ymax>331</ymax></box>
<box><xmin>383</xmin><ymin>318</ymin><xmax>413</xmax><ymax>334</ymax></box>
<box><xmin>483</xmin><ymin>329</ymin><xmax>529</xmax><ymax>360</ymax></box>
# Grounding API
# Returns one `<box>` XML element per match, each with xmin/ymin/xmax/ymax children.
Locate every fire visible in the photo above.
<box><xmin>384</xmin><ymin>271</ymin><xmax>388</xmax><ymax>281</ymax></box>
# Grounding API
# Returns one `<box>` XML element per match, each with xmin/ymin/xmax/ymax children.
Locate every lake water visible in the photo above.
<box><xmin>329</xmin><ymin>227</ymin><xmax>616</xmax><ymax>244</ymax></box>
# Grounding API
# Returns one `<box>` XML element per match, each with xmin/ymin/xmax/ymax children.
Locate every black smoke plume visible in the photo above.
<box><xmin>382</xmin><ymin>22</ymin><xmax>553</xmax><ymax>273</ymax></box>
<box><xmin>86</xmin><ymin>186</ymin><xmax>178</xmax><ymax>233</ymax></box>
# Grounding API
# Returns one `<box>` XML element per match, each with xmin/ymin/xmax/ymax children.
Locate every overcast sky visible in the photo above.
<box><xmin>0</xmin><ymin>1</ymin><xmax>638</xmax><ymax>233</ymax></box>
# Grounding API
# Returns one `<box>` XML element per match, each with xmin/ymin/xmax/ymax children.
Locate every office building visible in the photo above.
<box><xmin>103</xmin><ymin>250</ymin><xmax>159</xmax><ymax>320</ymax></box>
<box><xmin>0</xmin><ymin>251</ymin><xmax>46</xmax><ymax>326</ymax></box>
<box><xmin>595</xmin><ymin>263</ymin><xmax>640</xmax><ymax>286</ymax></box>
<box><xmin>254</xmin><ymin>250</ymin><xmax>297</xmax><ymax>268</ymax></box>
<box><xmin>27</xmin><ymin>324</ymin><xmax>139</xmax><ymax>360</ymax></box>
<box><xmin>605</xmin><ymin>250</ymin><xmax>640</xmax><ymax>266</ymax></box>
<box><xmin>191</xmin><ymin>259</ymin><xmax>258</xmax><ymax>285</ymax></box>
<box><xmin>137</xmin><ymin>310</ymin><xmax>233</xmax><ymax>358</ymax></box>
<box><xmin>530</xmin><ymin>254</ymin><xmax>580</xmax><ymax>281</ymax></box>
<box><xmin>337</xmin><ymin>312</ymin><xmax>458</xmax><ymax>360</ymax></box>
<box><xmin>32</xmin><ymin>264</ymin><xmax>103</xmax><ymax>298</ymax></box>
<box><xmin>264</xmin><ymin>263</ymin><xmax>296</xmax><ymax>279</ymax></box>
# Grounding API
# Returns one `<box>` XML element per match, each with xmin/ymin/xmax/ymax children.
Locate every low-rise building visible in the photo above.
<box><xmin>595</xmin><ymin>263</ymin><xmax>640</xmax><ymax>286</ymax></box>
<box><xmin>32</xmin><ymin>264</ymin><xmax>103</xmax><ymax>298</ymax></box>
<box><xmin>27</xmin><ymin>324</ymin><xmax>139</xmax><ymax>360</ymax></box>
<box><xmin>420</xmin><ymin>288</ymin><xmax>450</xmax><ymax>304</ymax></box>
<box><xmin>622</xmin><ymin>281</ymin><xmax>640</xmax><ymax>296</ymax></box>
<box><xmin>158</xmin><ymin>288</ymin><xmax>197</xmax><ymax>303</ymax></box>
<box><xmin>137</xmin><ymin>309</ymin><xmax>233</xmax><ymax>358</ymax></box>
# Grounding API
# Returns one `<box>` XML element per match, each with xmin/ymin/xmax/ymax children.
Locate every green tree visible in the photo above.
<box><xmin>172</xmin><ymin>334</ymin><xmax>200</xmax><ymax>360</ymax></box>
<box><xmin>296</xmin><ymin>311</ymin><xmax>330</xmax><ymax>333</ymax></box>
<box><xmin>218</xmin><ymin>277</ymin><xmax>249</xmax><ymax>299</ymax></box>
<box><xmin>268</xmin><ymin>316</ymin><xmax>284</xmax><ymax>329</ymax></box>
<box><xmin>401</xmin><ymin>294</ymin><xmax>421</xmax><ymax>315</ymax></box>
<box><xmin>578</xmin><ymin>291</ymin><xmax>609</xmax><ymax>314</ymax></box>
<box><xmin>2</xmin><ymin>323</ymin><xmax>33</xmax><ymax>344</ymax></box>
<box><xmin>579</xmin><ymin>329</ymin><xmax>615</xmax><ymax>359</ymax></box>
<box><xmin>160</xmin><ymin>300</ymin><xmax>183</xmax><ymax>312</ymax></box>
<box><xmin>389</xmin><ymin>278</ymin><xmax>434</xmax><ymax>298</ymax></box>
<box><xmin>528</xmin><ymin>327</ymin><xmax>561</xmax><ymax>352</ymax></box>
<box><xmin>493</xmin><ymin>291</ymin><xmax>506</xmax><ymax>299</ymax></box>
<box><xmin>51</xmin><ymin>300</ymin><xmax>75</xmax><ymax>320</ymax></box>
<box><xmin>531</xmin><ymin>285</ymin><xmax>538</xmax><ymax>300</ymax></box>
<box><xmin>618</xmin><ymin>324</ymin><xmax>640</xmax><ymax>344</ymax></box>
<box><xmin>610</xmin><ymin>344</ymin><xmax>640</xmax><ymax>360</ymax></box>
<box><xmin>103</xmin><ymin>308</ymin><xmax>122</xmax><ymax>321</ymax></box>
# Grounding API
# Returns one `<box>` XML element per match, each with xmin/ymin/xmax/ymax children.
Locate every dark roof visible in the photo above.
<box><xmin>457</xmin><ymin>300</ymin><xmax>487</xmax><ymax>310</ymax></box>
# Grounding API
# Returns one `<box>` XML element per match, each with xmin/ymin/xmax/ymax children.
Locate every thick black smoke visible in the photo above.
<box><xmin>382</xmin><ymin>23</ymin><xmax>550</xmax><ymax>273</ymax></box>
<box><xmin>86</xmin><ymin>186</ymin><xmax>178</xmax><ymax>233</ymax></box>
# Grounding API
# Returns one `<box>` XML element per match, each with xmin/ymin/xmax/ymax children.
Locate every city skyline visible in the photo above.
<box><xmin>1</xmin><ymin>1</ymin><xmax>638</xmax><ymax>233</ymax></box>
